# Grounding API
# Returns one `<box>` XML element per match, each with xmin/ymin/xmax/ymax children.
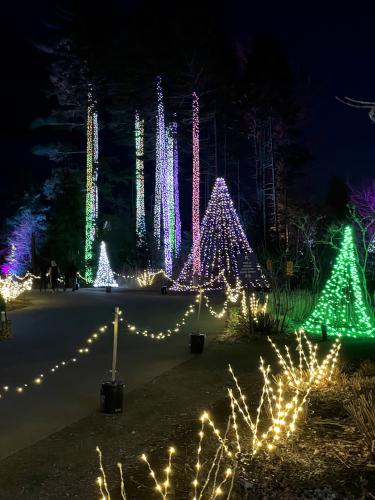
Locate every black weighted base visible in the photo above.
<box><xmin>161</xmin><ymin>286</ymin><xmax>167</xmax><ymax>295</ymax></box>
<box><xmin>106</xmin><ymin>286</ymin><xmax>112</xmax><ymax>293</ymax></box>
<box><xmin>190</xmin><ymin>333</ymin><xmax>205</xmax><ymax>354</ymax></box>
<box><xmin>100</xmin><ymin>381</ymin><xmax>124</xmax><ymax>414</ymax></box>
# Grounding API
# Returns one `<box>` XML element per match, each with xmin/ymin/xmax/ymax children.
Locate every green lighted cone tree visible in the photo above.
<box><xmin>303</xmin><ymin>226</ymin><xmax>375</xmax><ymax>338</ymax></box>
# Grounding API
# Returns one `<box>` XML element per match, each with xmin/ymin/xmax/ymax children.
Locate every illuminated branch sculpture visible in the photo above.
<box><xmin>84</xmin><ymin>88</ymin><xmax>99</xmax><ymax>283</ymax></box>
<box><xmin>135</xmin><ymin>112</ymin><xmax>146</xmax><ymax>243</ymax></box>
<box><xmin>172</xmin><ymin>178</ymin><xmax>268</xmax><ymax>290</ymax></box>
<box><xmin>303</xmin><ymin>226</ymin><xmax>375</xmax><ymax>338</ymax></box>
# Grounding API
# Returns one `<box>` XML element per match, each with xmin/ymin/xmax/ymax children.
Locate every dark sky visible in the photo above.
<box><xmin>1</xmin><ymin>0</ymin><xmax>374</xmax><ymax>218</ymax></box>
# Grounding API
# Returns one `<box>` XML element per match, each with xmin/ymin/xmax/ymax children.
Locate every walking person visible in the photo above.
<box><xmin>48</xmin><ymin>260</ymin><xmax>60</xmax><ymax>292</ymax></box>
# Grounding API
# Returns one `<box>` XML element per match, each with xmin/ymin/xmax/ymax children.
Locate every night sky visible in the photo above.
<box><xmin>1</xmin><ymin>1</ymin><xmax>374</xmax><ymax>218</ymax></box>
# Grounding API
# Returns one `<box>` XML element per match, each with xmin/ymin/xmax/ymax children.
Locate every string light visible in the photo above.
<box><xmin>0</xmin><ymin>323</ymin><xmax>108</xmax><ymax>400</ymax></box>
<box><xmin>155</xmin><ymin>77</ymin><xmax>172</xmax><ymax>275</ymax></box>
<box><xmin>135</xmin><ymin>112</ymin><xmax>146</xmax><ymax>244</ymax></box>
<box><xmin>172</xmin><ymin>121</ymin><xmax>181</xmax><ymax>256</ymax></box>
<box><xmin>93</xmin><ymin>242</ymin><xmax>118</xmax><ymax>288</ymax></box>
<box><xmin>303</xmin><ymin>226</ymin><xmax>375</xmax><ymax>338</ymax></box>
<box><xmin>84</xmin><ymin>87</ymin><xmax>99</xmax><ymax>283</ymax></box>
<box><xmin>269</xmin><ymin>331</ymin><xmax>341</xmax><ymax>389</ymax></box>
<box><xmin>172</xmin><ymin>178</ymin><xmax>268</xmax><ymax>291</ymax></box>
<box><xmin>166</xmin><ymin>125</ymin><xmax>176</xmax><ymax>254</ymax></box>
<box><xmin>126</xmin><ymin>293</ymin><xmax>199</xmax><ymax>340</ymax></box>
<box><xmin>0</xmin><ymin>273</ymin><xmax>33</xmax><ymax>302</ymax></box>
<box><xmin>192</xmin><ymin>92</ymin><xmax>200</xmax><ymax>277</ymax></box>
<box><xmin>136</xmin><ymin>269</ymin><xmax>170</xmax><ymax>287</ymax></box>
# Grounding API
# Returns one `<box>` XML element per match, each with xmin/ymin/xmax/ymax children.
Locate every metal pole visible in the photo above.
<box><xmin>111</xmin><ymin>306</ymin><xmax>120</xmax><ymax>382</ymax></box>
<box><xmin>197</xmin><ymin>289</ymin><xmax>203</xmax><ymax>334</ymax></box>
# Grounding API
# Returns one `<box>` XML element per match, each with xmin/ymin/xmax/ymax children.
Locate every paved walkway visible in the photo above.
<box><xmin>0</xmin><ymin>288</ymin><xmax>223</xmax><ymax>459</ymax></box>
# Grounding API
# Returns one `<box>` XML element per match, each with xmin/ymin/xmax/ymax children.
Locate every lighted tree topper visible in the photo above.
<box><xmin>93</xmin><ymin>242</ymin><xmax>118</xmax><ymax>288</ymax></box>
<box><xmin>84</xmin><ymin>88</ymin><xmax>99</xmax><ymax>283</ymax></box>
<box><xmin>135</xmin><ymin>112</ymin><xmax>146</xmax><ymax>243</ymax></box>
<box><xmin>172</xmin><ymin>178</ymin><xmax>268</xmax><ymax>290</ymax></box>
<box><xmin>303</xmin><ymin>226</ymin><xmax>375</xmax><ymax>338</ymax></box>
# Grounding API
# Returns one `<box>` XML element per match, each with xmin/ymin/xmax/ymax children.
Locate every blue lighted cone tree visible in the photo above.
<box><xmin>93</xmin><ymin>242</ymin><xmax>118</xmax><ymax>288</ymax></box>
<box><xmin>303</xmin><ymin>226</ymin><xmax>375</xmax><ymax>338</ymax></box>
<box><xmin>172</xmin><ymin>178</ymin><xmax>268</xmax><ymax>290</ymax></box>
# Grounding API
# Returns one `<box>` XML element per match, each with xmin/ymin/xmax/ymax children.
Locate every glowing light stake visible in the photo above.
<box><xmin>172</xmin><ymin>178</ymin><xmax>268</xmax><ymax>291</ymax></box>
<box><xmin>192</xmin><ymin>92</ymin><xmax>200</xmax><ymax>277</ymax></box>
<box><xmin>303</xmin><ymin>226</ymin><xmax>375</xmax><ymax>338</ymax></box>
<box><xmin>172</xmin><ymin>122</ymin><xmax>181</xmax><ymax>255</ymax></box>
<box><xmin>166</xmin><ymin>125</ymin><xmax>176</xmax><ymax>253</ymax></box>
<box><xmin>154</xmin><ymin>78</ymin><xmax>172</xmax><ymax>274</ymax></box>
<box><xmin>135</xmin><ymin>112</ymin><xmax>146</xmax><ymax>243</ymax></box>
<box><xmin>85</xmin><ymin>88</ymin><xmax>99</xmax><ymax>283</ymax></box>
<box><xmin>93</xmin><ymin>242</ymin><xmax>118</xmax><ymax>288</ymax></box>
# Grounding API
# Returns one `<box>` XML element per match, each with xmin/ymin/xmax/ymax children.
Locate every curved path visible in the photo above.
<box><xmin>0</xmin><ymin>288</ymin><xmax>223</xmax><ymax>459</ymax></box>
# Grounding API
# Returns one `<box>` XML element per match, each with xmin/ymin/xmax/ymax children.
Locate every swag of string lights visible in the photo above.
<box><xmin>135</xmin><ymin>112</ymin><xmax>146</xmax><ymax>244</ymax></box>
<box><xmin>84</xmin><ymin>87</ymin><xmax>99</xmax><ymax>283</ymax></box>
<box><xmin>95</xmin><ymin>336</ymin><xmax>341</xmax><ymax>499</ymax></box>
<box><xmin>0</xmin><ymin>293</ymin><xmax>205</xmax><ymax>399</ymax></box>
<box><xmin>172</xmin><ymin>177</ymin><xmax>268</xmax><ymax>291</ymax></box>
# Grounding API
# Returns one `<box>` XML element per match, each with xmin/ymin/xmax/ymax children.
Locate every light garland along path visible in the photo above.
<box><xmin>0</xmin><ymin>321</ymin><xmax>110</xmax><ymax>400</ymax></box>
<box><xmin>126</xmin><ymin>292</ymin><xmax>201</xmax><ymax>340</ymax></box>
<box><xmin>0</xmin><ymin>291</ymin><xmax>218</xmax><ymax>401</ymax></box>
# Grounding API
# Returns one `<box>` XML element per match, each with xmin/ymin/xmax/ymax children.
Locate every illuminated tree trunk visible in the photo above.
<box><xmin>192</xmin><ymin>92</ymin><xmax>200</xmax><ymax>277</ymax></box>
<box><xmin>84</xmin><ymin>88</ymin><xmax>99</xmax><ymax>283</ymax></box>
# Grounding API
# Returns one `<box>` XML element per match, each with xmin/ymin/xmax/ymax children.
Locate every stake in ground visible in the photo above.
<box><xmin>303</xmin><ymin>225</ymin><xmax>375</xmax><ymax>338</ymax></box>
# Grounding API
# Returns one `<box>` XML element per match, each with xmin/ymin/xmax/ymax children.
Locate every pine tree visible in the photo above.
<box><xmin>172</xmin><ymin>178</ymin><xmax>268</xmax><ymax>290</ymax></box>
<box><xmin>303</xmin><ymin>226</ymin><xmax>375</xmax><ymax>338</ymax></box>
<box><xmin>93</xmin><ymin>242</ymin><xmax>118</xmax><ymax>287</ymax></box>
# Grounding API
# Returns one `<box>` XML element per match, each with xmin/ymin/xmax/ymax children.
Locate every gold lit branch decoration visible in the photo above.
<box><xmin>268</xmin><ymin>330</ymin><xmax>341</xmax><ymax>390</ymax></box>
<box><xmin>94</xmin><ymin>336</ymin><xmax>340</xmax><ymax>498</ymax></box>
<box><xmin>0</xmin><ymin>272</ymin><xmax>34</xmax><ymax>303</ymax></box>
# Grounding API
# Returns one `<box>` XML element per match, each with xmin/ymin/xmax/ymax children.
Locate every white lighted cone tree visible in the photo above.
<box><xmin>93</xmin><ymin>242</ymin><xmax>118</xmax><ymax>288</ymax></box>
<box><xmin>172</xmin><ymin>178</ymin><xmax>268</xmax><ymax>290</ymax></box>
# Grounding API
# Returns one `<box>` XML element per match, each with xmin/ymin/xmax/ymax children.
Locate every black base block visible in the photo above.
<box><xmin>190</xmin><ymin>333</ymin><xmax>205</xmax><ymax>354</ymax></box>
<box><xmin>100</xmin><ymin>380</ymin><xmax>124</xmax><ymax>414</ymax></box>
<box><xmin>161</xmin><ymin>286</ymin><xmax>167</xmax><ymax>295</ymax></box>
<box><xmin>105</xmin><ymin>286</ymin><xmax>112</xmax><ymax>293</ymax></box>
